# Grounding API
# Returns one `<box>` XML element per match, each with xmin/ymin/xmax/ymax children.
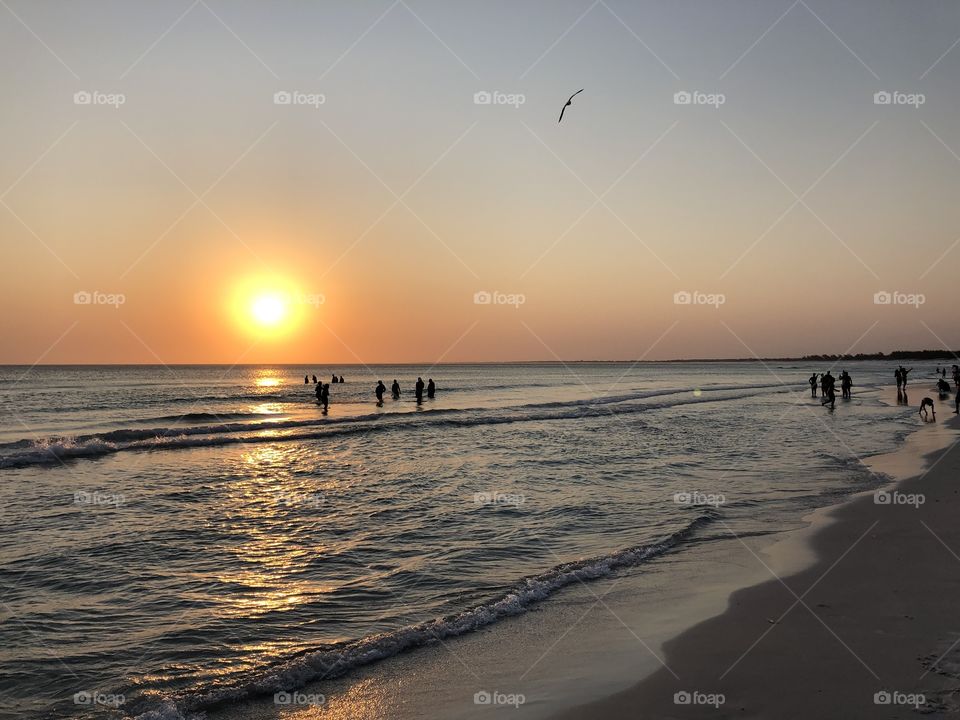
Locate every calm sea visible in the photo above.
<box><xmin>0</xmin><ymin>361</ymin><xmax>933</xmax><ymax>719</ymax></box>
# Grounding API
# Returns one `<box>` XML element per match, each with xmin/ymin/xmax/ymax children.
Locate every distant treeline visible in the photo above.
<box><xmin>663</xmin><ymin>350</ymin><xmax>960</xmax><ymax>363</ymax></box>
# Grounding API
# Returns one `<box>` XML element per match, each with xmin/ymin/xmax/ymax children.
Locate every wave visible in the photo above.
<box><xmin>0</xmin><ymin>384</ymin><xmax>794</xmax><ymax>470</ymax></box>
<box><xmin>129</xmin><ymin>513</ymin><xmax>716</xmax><ymax>720</ymax></box>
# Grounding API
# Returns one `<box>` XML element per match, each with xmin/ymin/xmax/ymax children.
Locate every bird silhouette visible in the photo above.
<box><xmin>558</xmin><ymin>89</ymin><xmax>584</xmax><ymax>123</ymax></box>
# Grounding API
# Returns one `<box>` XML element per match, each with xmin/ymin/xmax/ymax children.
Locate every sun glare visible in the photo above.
<box><xmin>251</xmin><ymin>294</ymin><xmax>288</xmax><ymax>327</ymax></box>
<box><xmin>230</xmin><ymin>274</ymin><xmax>312</xmax><ymax>339</ymax></box>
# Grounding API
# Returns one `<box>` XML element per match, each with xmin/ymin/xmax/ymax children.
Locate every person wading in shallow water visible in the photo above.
<box><xmin>809</xmin><ymin>373</ymin><xmax>818</xmax><ymax>397</ymax></box>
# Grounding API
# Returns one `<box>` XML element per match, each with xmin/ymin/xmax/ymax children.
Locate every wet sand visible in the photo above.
<box><xmin>560</xmin><ymin>412</ymin><xmax>960</xmax><ymax>719</ymax></box>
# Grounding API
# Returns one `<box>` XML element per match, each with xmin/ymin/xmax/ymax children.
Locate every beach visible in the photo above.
<box><xmin>560</xmin><ymin>404</ymin><xmax>960</xmax><ymax>719</ymax></box>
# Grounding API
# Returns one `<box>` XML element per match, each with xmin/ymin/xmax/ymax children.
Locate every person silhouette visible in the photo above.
<box><xmin>953</xmin><ymin>365</ymin><xmax>959</xmax><ymax>392</ymax></box>
<box><xmin>339</xmin><ymin>375</ymin><xmax>345</xmax><ymax>383</ymax></box>
<box><xmin>900</xmin><ymin>366</ymin><xmax>913</xmax><ymax>387</ymax></box>
<box><xmin>320</xmin><ymin>383</ymin><xmax>330</xmax><ymax>412</ymax></box>
<box><xmin>331</xmin><ymin>374</ymin><xmax>338</xmax><ymax>384</ymax></box>
<box><xmin>839</xmin><ymin>371</ymin><xmax>852</xmax><ymax>400</ymax></box>
<box><xmin>895</xmin><ymin>367</ymin><xmax>902</xmax><ymax>389</ymax></box>
<box><xmin>315</xmin><ymin>380</ymin><xmax>323</xmax><ymax>404</ymax></box>
<box><xmin>312</xmin><ymin>375</ymin><xmax>318</xmax><ymax>384</ymax></box>
<box><xmin>937</xmin><ymin>378</ymin><xmax>951</xmax><ymax>396</ymax></box>
<box><xmin>375</xmin><ymin>380</ymin><xmax>386</xmax><ymax>403</ymax></box>
<box><xmin>391</xmin><ymin>380</ymin><xmax>400</xmax><ymax>399</ymax></box>
<box><xmin>919</xmin><ymin>397</ymin><xmax>936</xmax><ymax>421</ymax></box>
<box><xmin>820</xmin><ymin>371</ymin><xmax>836</xmax><ymax>409</ymax></box>
<box><xmin>809</xmin><ymin>373</ymin><xmax>818</xmax><ymax>398</ymax></box>
<box><xmin>427</xmin><ymin>378</ymin><xmax>435</xmax><ymax>398</ymax></box>
<box><xmin>305</xmin><ymin>375</ymin><xmax>309</xmax><ymax>384</ymax></box>
<box><xmin>415</xmin><ymin>377</ymin><xmax>425</xmax><ymax>403</ymax></box>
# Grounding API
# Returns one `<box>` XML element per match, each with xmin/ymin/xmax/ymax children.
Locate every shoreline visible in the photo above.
<box><xmin>558</xmin><ymin>397</ymin><xmax>960</xmax><ymax>719</ymax></box>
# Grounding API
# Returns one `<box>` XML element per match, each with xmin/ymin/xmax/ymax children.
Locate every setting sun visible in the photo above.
<box><xmin>251</xmin><ymin>293</ymin><xmax>289</xmax><ymax>328</ymax></box>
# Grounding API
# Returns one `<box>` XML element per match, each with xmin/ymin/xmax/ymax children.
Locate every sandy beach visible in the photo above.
<box><xmin>561</xmin><ymin>409</ymin><xmax>960</xmax><ymax>719</ymax></box>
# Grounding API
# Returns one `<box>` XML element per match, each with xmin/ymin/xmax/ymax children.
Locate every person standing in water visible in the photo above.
<box><xmin>391</xmin><ymin>380</ymin><xmax>400</xmax><ymax>399</ymax></box>
<box><xmin>895</xmin><ymin>367</ymin><xmax>902</xmax><ymax>389</ymax></box>
<box><xmin>839</xmin><ymin>371</ymin><xmax>852</xmax><ymax>400</ymax></box>
<box><xmin>415</xmin><ymin>377</ymin><xmax>425</xmax><ymax>403</ymax></box>
<box><xmin>900</xmin><ymin>366</ymin><xmax>913</xmax><ymax>386</ymax></box>
<box><xmin>375</xmin><ymin>380</ymin><xmax>386</xmax><ymax>404</ymax></box>
<box><xmin>809</xmin><ymin>373</ymin><xmax>818</xmax><ymax>397</ymax></box>
<box><xmin>331</xmin><ymin>374</ymin><xmax>338</xmax><ymax>384</ymax></box>
<box><xmin>305</xmin><ymin>375</ymin><xmax>309</xmax><ymax>384</ymax></box>
<box><xmin>320</xmin><ymin>383</ymin><xmax>330</xmax><ymax>412</ymax></box>
<box><xmin>820</xmin><ymin>371</ymin><xmax>836</xmax><ymax>409</ymax></box>
<box><xmin>312</xmin><ymin>375</ymin><xmax>318</xmax><ymax>384</ymax></box>
<box><xmin>427</xmin><ymin>378</ymin><xmax>435</xmax><ymax>398</ymax></box>
<box><xmin>315</xmin><ymin>380</ymin><xmax>323</xmax><ymax>404</ymax></box>
<box><xmin>339</xmin><ymin>375</ymin><xmax>345</xmax><ymax>383</ymax></box>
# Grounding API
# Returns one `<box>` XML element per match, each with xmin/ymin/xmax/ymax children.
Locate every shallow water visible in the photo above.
<box><xmin>0</xmin><ymin>361</ymin><xmax>938</xmax><ymax>719</ymax></box>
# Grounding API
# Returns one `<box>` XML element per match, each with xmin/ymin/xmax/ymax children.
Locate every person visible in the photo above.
<box><xmin>919</xmin><ymin>397</ymin><xmax>936</xmax><ymax>421</ymax></box>
<box><xmin>427</xmin><ymin>378</ymin><xmax>435</xmax><ymax>398</ymax></box>
<box><xmin>312</xmin><ymin>375</ymin><xmax>318</xmax><ymax>384</ymax></box>
<box><xmin>953</xmin><ymin>365</ymin><xmax>959</xmax><ymax>392</ymax></box>
<box><xmin>305</xmin><ymin>375</ymin><xmax>309</xmax><ymax>384</ymax></box>
<box><xmin>331</xmin><ymin>374</ymin><xmax>338</xmax><ymax>384</ymax></box>
<box><xmin>809</xmin><ymin>373</ymin><xmax>818</xmax><ymax>398</ymax></box>
<box><xmin>339</xmin><ymin>375</ymin><xmax>345</xmax><ymax>383</ymax></box>
<box><xmin>900</xmin><ymin>366</ymin><xmax>913</xmax><ymax>387</ymax></box>
<box><xmin>820</xmin><ymin>371</ymin><xmax>836</xmax><ymax>410</ymax></box>
<box><xmin>320</xmin><ymin>383</ymin><xmax>330</xmax><ymax>412</ymax></box>
<box><xmin>955</xmin><ymin>390</ymin><xmax>959</xmax><ymax>415</ymax></box>
<box><xmin>415</xmin><ymin>377</ymin><xmax>425</xmax><ymax>403</ymax></box>
<box><xmin>391</xmin><ymin>380</ymin><xmax>400</xmax><ymax>399</ymax></box>
<box><xmin>839</xmin><ymin>371</ymin><xmax>852</xmax><ymax>400</ymax></box>
<box><xmin>937</xmin><ymin>378</ymin><xmax>951</xmax><ymax>396</ymax></box>
<box><xmin>315</xmin><ymin>379</ymin><xmax>323</xmax><ymax>404</ymax></box>
<box><xmin>895</xmin><ymin>367</ymin><xmax>903</xmax><ymax>389</ymax></box>
<box><xmin>375</xmin><ymin>380</ymin><xmax>386</xmax><ymax>403</ymax></box>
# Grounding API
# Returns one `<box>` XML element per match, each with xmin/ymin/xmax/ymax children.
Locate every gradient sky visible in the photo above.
<box><xmin>2</xmin><ymin>0</ymin><xmax>960</xmax><ymax>363</ymax></box>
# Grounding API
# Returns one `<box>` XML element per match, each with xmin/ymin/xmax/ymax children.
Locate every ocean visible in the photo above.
<box><xmin>0</xmin><ymin>361</ymin><xmax>933</xmax><ymax>719</ymax></box>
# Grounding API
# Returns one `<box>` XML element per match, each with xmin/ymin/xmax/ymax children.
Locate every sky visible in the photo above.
<box><xmin>2</xmin><ymin>0</ymin><xmax>960</xmax><ymax>364</ymax></box>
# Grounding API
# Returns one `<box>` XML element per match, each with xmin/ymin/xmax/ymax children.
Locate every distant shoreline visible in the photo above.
<box><xmin>2</xmin><ymin>352</ymin><xmax>958</xmax><ymax>368</ymax></box>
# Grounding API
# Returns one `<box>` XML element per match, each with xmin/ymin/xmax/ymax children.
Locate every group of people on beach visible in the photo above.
<box><xmin>810</xmin><ymin>364</ymin><xmax>959</xmax><ymax>421</ymax></box>
<box><xmin>808</xmin><ymin>370</ymin><xmax>853</xmax><ymax>409</ymax></box>
<box><xmin>307</xmin><ymin>373</ymin><xmax>436</xmax><ymax>413</ymax></box>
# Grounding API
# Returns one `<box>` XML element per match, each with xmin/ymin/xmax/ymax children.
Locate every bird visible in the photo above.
<box><xmin>558</xmin><ymin>89</ymin><xmax>584</xmax><ymax>123</ymax></box>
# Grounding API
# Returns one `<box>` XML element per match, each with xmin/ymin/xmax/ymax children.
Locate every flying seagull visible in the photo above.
<box><xmin>558</xmin><ymin>89</ymin><xmax>584</xmax><ymax>123</ymax></box>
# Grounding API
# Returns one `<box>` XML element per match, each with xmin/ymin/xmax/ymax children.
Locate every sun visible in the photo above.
<box><xmin>251</xmin><ymin>293</ymin><xmax>289</xmax><ymax>328</ymax></box>
<box><xmin>229</xmin><ymin>274</ymin><xmax>312</xmax><ymax>338</ymax></box>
